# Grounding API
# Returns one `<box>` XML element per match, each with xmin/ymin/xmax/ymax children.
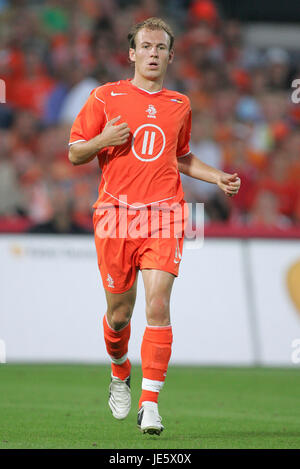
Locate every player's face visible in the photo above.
<box><xmin>129</xmin><ymin>28</ymin><xmax>174</xmax><ymax>82</ymax></box>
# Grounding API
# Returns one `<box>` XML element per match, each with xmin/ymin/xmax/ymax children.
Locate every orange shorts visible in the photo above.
<box><xmin>93</xmin><ymin>203</ymin><xmax>187</xmax><ymax>293</ymax></box>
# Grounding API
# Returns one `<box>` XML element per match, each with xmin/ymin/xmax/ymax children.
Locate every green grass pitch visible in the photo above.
<box><xmin>0</xmin><ymin>364</ymin><xmax>299</xmax><ymax>449</ymax></box>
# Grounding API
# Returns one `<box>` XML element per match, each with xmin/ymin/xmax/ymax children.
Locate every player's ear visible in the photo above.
<box><xmin>129</xmin><ymin>48</ymin><xmax>136</xmax><ymax>63</ymax></box>
<box><xmin>168</xmin><ymin>49</ymin><xmax>174</xmax><ymax>64</ymax></box>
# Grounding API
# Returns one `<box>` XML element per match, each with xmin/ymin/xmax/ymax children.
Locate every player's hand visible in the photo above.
<box><xmin>99</xmin><ymin>116</ymin><xmax>131</xmax><ymax>147</ymax></box>
<box><xmin>217</xmin><ymin>172</ymin><xmax>241</xmax><ymax>197</ymax></box>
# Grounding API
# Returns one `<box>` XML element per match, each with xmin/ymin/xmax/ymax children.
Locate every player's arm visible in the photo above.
<box><xmin>69</xmin><ymin>116</ymin><xmax>131</xmax><ymax>166</ymax></box>
<box><xmin>178</xmin><ymin>152</ymin><xmax>241</xmax><ymax>197</ymax></box>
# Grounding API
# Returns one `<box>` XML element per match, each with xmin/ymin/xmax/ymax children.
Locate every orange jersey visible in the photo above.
<box><xmin>69</xmin><ymin>79</ymin><xmax>191</xmax><ymax>208</ymax></box>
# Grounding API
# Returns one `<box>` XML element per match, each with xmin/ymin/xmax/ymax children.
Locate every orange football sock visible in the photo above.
<box><xmin>103</xmin><ymin>315</ymin><xmax>131</xmax><ymax>381</ymax></box>
<box><xmin>139</xmin><ymin>325</ymin><xmax>173</xmax><ymax>408</ymax></box>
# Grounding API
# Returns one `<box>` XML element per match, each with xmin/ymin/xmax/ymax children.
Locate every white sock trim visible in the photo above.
<box><xmin>146</xmin><ymin>324</ymin><xmax>172</xmax><ymax>329</ymax></box>
<box><xmin>142</xmin><ymin>377</ymin><xmax>164</xmax><ymax>392</ymax></box>
<box><xmin>109</xmin><ymin>353</ymin><xmax>128</xmax><ymax>365</ymax></box>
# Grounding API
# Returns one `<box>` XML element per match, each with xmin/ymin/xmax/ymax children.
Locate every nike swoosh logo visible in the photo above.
<box><xmin>111</xmin><ymin>91</ymin><xmax>127</xmax><ymax>96</ymax></box>
<box><xmin>174</xmin><ymin>259</ymin><xmax>180</xmax><ymax>264</ymax></box>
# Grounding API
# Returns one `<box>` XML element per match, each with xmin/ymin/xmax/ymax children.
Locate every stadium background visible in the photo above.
<box><xmin>0</xmin><ymin>0</ymin><xmax>300</xmax><ymax>450</ymax></box>
<box><xmin>0</xmin><ymin>0</ymin><xmax>300</xmax><ymax>233</ymax></box>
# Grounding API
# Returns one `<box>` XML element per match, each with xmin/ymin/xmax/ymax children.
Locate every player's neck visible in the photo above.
<box><xmin>131</xmin><ymin>75</ymin><xmax>163</xmax><ymax>93</ymax></box>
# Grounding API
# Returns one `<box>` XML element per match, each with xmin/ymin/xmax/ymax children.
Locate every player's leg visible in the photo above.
<box><xmin>104</xmin><ymin>275</ymin><xmax>138</xmax><ymax>378</ymax></box>
<box><xmin>93</xmin><ymin>207</ymin><xmax>141</xmax><ymax>419</ymax></box>
<box><xmin>103</xmin><ymin>276</ymin><xmax>138</xmax><ymax>420</ymax></box>
<box><xmin>137</xmin><ymin>269</ymin><xmax>175</xmax><ymax>434</ymax></box>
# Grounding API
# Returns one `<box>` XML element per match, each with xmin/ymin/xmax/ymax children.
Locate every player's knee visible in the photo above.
<box><xmin>146</xmin><ymin>295</ymin><xmax>170</xmax><ymax>326</ymax></box>
<box><xmin>108</xmin><ymin>305</ymin><xmax>132</xmax><ymax>330</ymax></box>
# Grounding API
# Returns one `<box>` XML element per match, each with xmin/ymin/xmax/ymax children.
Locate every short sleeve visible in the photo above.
<box><xmin>176</xmin><ymin>108</ymin><xmax>191</xmax><ymax>158</ymax></box>
<box><xmin>69</xmin><ymin>88</ymin><xmax>106</xmax><ymax>145</ymax></box>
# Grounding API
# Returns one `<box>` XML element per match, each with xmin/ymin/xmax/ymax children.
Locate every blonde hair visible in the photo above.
<box><xmin>128</xmin><ymin>17</ymin><xmax>174</xmax><ymax>51</ymax></box>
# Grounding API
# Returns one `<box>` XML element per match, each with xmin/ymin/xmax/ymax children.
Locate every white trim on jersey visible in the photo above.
<box><xmin>94</xmin><ymin>88</ymin><xmax>105</xmax><ymax>104</ymax></box>
<box><xmin>137</xmin><ymin>86</ymin><xmax>162</xmax><ymax>94</ymax></box>
<box><xmin>94</xmin><ymin>89</ymin><xmax>108</xmax><ymax>122</ymax></box>
<box><xmin>68</xmin><ymin>139</ymin><xmax>86</xmax><ymax>146</ymax></box>
<box><xmin>177</xmin><ymin>151</ymin><xmax>191</xmax><ymax>159</ymax></box>
<box><xmin>102</xmin><ymin>185</ymin><xmax>176</xmax><ymax>208</ymax></box>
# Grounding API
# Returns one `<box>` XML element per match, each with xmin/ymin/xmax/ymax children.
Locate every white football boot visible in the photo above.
<box><xmin>108</xmin><ymin>374</ymin><xmax>131</xmax><ymax>420</ymax></box>
<box><xmin>137</xmin><ymin>401</ymin><xmax>164</xmax><ymax>435</ymax></box>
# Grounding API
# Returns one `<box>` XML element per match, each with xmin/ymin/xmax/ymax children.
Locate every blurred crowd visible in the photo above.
<box><xmin>0</xmin><ymin>0</ymin><xmax>300</xmax><ymax>233</ymax></box>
